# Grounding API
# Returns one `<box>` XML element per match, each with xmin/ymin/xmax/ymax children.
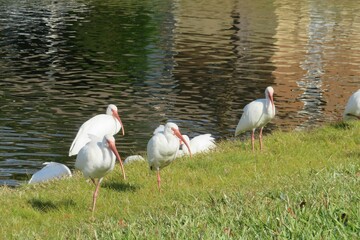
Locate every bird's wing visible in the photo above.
<box><xmin>147</xmin><ymin>133</ymin><xmax>175</xmax><ymax>167</ymax></box>
<box><xmin>235</xmin><ymin>99</ymin><xmax>266</xmax><ymax>136</ymax></box>
<box><xmin>74</xmin><ymin>140</ymin><xmax>101</xmax><ymax>173</ymax></box>
<box><xmin>147</xmin><ymin>134</ymin><xmax>163</xmax><ymax>162</ymax></box>
<box><xmin>69</xmin><ymin>114</ymin><xmax>120</xmax><ymax>156</ymax></box>
<box><xmin>153</xmin><ymin>125</ymin><xmax>165</xmax><ymax>135</ymax></box>
<box><xmin>189</xmin><ymin>134</ymin><xmax>216</xmax><ymax>154</ymax></box>
<box><xmin>87</xmin><ymin>134</ymin><xmax>102</xmax><ymax>142</ymax></box>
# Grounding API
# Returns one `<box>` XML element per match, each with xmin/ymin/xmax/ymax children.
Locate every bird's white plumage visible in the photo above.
<box><xmin>75</xmin><ymin>135</ymin><xmax>116</xmax><ymax>179</ymax></box>
<box><xmin>147</xmin><ymin>122</ymin><xmax>192</xmax><ymax>190</ymax></box>
<box><xmin>28</xmin><ymin>162</ymin><xmax>72</xmax><ymax>184</ymax></box>
<box><xmin>235</xmin><ymin>87</ymin><xmax>275</xmax><ymax>136</ymax></box>
<box><xmin>124</xmin><ymin>155</ymin><xmax>145</xmax><ymax>165</ymax></box>
<box><xmin>153</xmin><ymin>124</ymin><xmax>165</xmax><ymax>135</ymax></box>
<box><xmin>147</xmin><ymin>123</ymin><xmax>180</xmax><ymax>171</ymax></box>
<box><xmin>75</xmin><ymin>134</ymin><xmax>125</xmax><ymax>213</ymax></box>
<box><xmin>343</xmin><ymin>89</ymin><xmax>360</xmax><ymax>120</ymax></box>
<box><xmin>69</xmin><ymin>104</ymin><xmax>123</xmax><ymax>156</ymax></box>
<box><xmin>178</xmin><ymin>134</ymin><xmax>216</xmax><ymax>157</ymax></box>
<box><xmin>235</xmin><ymin>86</ymin><xmax>275</xmax><ymax>151</ymax></box>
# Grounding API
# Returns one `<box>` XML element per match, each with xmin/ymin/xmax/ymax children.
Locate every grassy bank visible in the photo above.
<box><xmin>1</xmin><ymin>122</ymin><xmax>359</xmax><ymax>239</ymax></box>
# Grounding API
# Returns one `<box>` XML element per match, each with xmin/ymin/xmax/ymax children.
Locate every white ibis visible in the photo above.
<box><xmin>343</xmin><ymin>89</ymin><xmax>360</xmax><ymax>120</ymax></box>
<box><xmin>124</xmin><ymin>155</ymin><xmax>145</xmax><ymax>165</ymax></box>
<box><xmin>147</xmin><ymin>122</ymin><xmax>192</xmax><ymax>191</ymax></box>
<box><xmin>75</xmin><ymin>134</ymin><xmax>125</xmax><ymax>213</ymax></box>
<box><xmin>28</xmin><ymin>162</ymin><xmax>72</xmax><ymax>184</ymax></box>
<box><xmin>177</xmin><ymin>134</ymin><xmax>216</xmax><ymax>157</ymax></box>
<box><xmin>235</xmin><ymin>86</ymin><xmax>276</xmax><ymax>151</ymax></box>
<box><xmin>69</xmin><ymin>104</ymin><xmax>124</xmax><ymax>157</ymax></box>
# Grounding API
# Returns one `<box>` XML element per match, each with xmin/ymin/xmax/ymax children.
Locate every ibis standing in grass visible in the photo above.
<box><xmin>75</xmin><ymin>134</ymin><xmax>126</xmax><ymax>213</ymax></box>
<box><xmin>343</xmin><ymin>89</ymin><xmax>360</xmax><ymax>120</ymax></box>
<box><xmin>147</xmin><ymin>122</ymin><xmax>192</xmax><ymax>191</ymax></box>
<box><xmin>69</xmin><ymin>104</ymin><xmax>124</xmax><ymax>157</ymax></box>
<box><xmin>235</xmin><ymin>86</ymin><xmax>276</xmax><ymax>151</ymax></box>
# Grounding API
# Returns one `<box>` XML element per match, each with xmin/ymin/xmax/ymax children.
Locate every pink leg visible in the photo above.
<box><xmin>92</xmin><ymin>178</ymin><xmax>103</xmax><ymax>213</ymax></box>
<box><xmin>157</xmin><ymin>170</ymin><xmax>161</xmax><ymax>192</ymax></box>
<box><xmin>118</xmin><ymin>158</ymin><xmax>126</xmax><ymax>180</ymax></box>
<box><xmin>251</xmin><ymin>129</ymin><xmax>255</xmax><ymax>152</ymax></box>
<box><xmin>259</xmin><ymin>127</ymin><xmax>264</xmax><ymax>150</ymax></box>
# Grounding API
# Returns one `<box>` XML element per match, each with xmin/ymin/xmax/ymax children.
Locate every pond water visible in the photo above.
<box><xmin>0</xmin><ymin>0</ymin><xmax>359</xmax><ymax>186</ymax></box>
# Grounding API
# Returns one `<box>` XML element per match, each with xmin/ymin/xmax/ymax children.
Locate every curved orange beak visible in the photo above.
<box><xmin>172</xmin><ymin>127</ymin><xmax>192</xmax><ymax>157</ymax></box>
<box><xmin>268</xmin><ymin>92</ymin><xmax>275</xmax><ymax>115</ymax></box>
<box><xmin>112</xmin><ymin>109</ymin><xmax>125</xmax><ymax>136</ymax></box>
<box><xmin>108</xmin><ymin>140</ymin><xmax>126</xmax><ymax>180</ymax></box>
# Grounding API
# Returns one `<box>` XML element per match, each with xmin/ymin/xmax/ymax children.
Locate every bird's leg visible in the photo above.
<box><xmin>92</xmin><ymin>178</ymin><xmax>103</xmax><ymax>214</ymax></box>
<box><xmin>118</xmin><ymin>158</ymin><xmax>127</xmax><ymax>180</ymax></box>
<box><xmin>259</xmin><ymin>127</ymin><xmax>264</xmax><ymax>151</ymax></box>
<box><xmin>157</xmin><ymin>169</ymin><xmax>161</xmax><ymax>192</ymax></box>
<box><xmin>251</xmin><ymin>129</ymin><xmax>255</xmax><ymax>152</ymax></box>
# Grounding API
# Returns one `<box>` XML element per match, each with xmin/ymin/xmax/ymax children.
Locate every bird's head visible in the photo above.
<box><xmin>107</xmin><ymin>104</ymin><xmax>125</xmax><ymax>136</ymax></box>
<box><xmin>165</xmin><ymin>122</ymin><xmax>192</xmax><ymax>157</ymax></box>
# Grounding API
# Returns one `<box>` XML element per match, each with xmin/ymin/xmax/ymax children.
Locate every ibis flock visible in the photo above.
<box><xmin>28</xmin><ymin>87</ymin><xmax>360</xmax><ymax>214</ymax></box>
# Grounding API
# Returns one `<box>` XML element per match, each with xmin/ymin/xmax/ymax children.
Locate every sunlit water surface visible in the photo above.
<box><xmin>0</xmin><ymin>0</ymin><xmax>359</xmax><ymax>186</ymax></box>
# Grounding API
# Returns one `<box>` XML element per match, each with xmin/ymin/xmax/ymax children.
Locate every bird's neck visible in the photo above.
<box><xmin>165</xmin><ymin>133</ymin><xmax>180</xmax><ymax>149</ymax></box>
<box><xmin>266</xmin><ymin>99</ymin><xmax>275</xmax><ymax>116</ymax></box>
<box><xmin>113</xmin><ymin>117</ymin><xmax>121</xmax><ymax>130</ymax></box>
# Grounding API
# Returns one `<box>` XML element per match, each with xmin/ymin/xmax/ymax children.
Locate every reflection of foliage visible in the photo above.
<box><xmin>69</xmin><ymin>0</ymin><xmax>167</xmax><ymax>82</ymax></box>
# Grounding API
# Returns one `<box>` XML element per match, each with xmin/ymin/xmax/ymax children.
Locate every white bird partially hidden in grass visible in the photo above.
<box><xmin>69</xmin><ymin>104</ymin><xmax>124</xmax><ymax>157</ymax></box>
<box><xmin>343</xmin><ymin>89</ymin><xmax>360</xmax><ymax>120</ymax></box>
<box><xmin>235</xmin><ymin>86</ymin><xmax>276</xmax><ymax>151</ymax></box>
<box><xmin>177</xmin><ymin>134</ymin><xmax>216</xmax><ymax>157</ymax></box>
<box><xmin>28</xmin><ymin>162</ymin><xmax>72</xmax><ymax>184</ymax></box>
<box><xmin>75</xmin><ymin>134</ymin><xmax>125</xmax><ymax>213</ymax></box>
<box><xmin>124</xmin><ymin>155</ymin><xmax>145</xmax><ymax>165</ymax></box>
<box><xmin>147</xmin><ymin>122</ymin><xmax>192</xmax><ymax>191</ymax></box>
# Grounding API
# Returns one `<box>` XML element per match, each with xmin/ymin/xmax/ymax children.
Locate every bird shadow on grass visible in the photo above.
<box><xmin>330</xmin><ymin>121</ymin><xmax>352</xmax><ymax>130</ymax></box>
<box><xmin>28</xmin><ymin>198</ymin><xmax>76</xmax><ymax>213</ymax></box>
<box><xmin>345</xmin><ymin>151</ymin><xmax>360</xmax><ymax>158</ymax></box>
<box><xmin>102</xmin><ymin>181</ymin><xmax>139</xmax><ymax>193</ymax></box>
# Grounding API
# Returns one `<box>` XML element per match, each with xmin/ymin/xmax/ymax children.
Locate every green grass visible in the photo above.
<box><xmin>1</xmin><ymin>121</ymin><xmax>359</xmax><ymax>239</ymax></box>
